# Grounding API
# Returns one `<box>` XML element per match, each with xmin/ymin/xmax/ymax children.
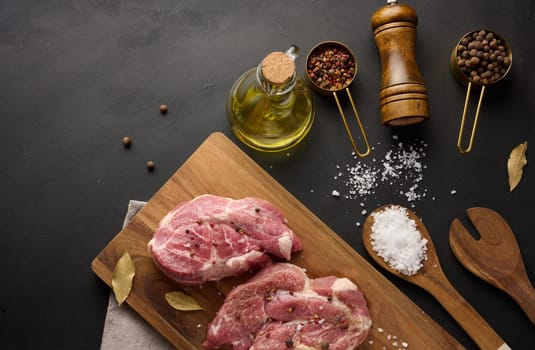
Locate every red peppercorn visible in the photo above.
<box><xmin>307</xmin><ymin>45</ymin><xmax>355</xmax><ymax>91</ymax></box>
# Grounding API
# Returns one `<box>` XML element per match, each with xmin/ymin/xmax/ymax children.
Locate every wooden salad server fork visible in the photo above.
<box><xmin>449</xmin><ymin>207</ymin><xmax>535</xmax><ymax>326</ymax></box>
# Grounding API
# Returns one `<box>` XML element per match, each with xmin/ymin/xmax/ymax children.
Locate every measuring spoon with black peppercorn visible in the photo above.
<box><xmin>305</xmin><ymin>41</ymin><xmax>371</xmax><ymax>157</ymax></box>
<box><xmin>450</xmin><ymin>29</ymin><xmax>512</xmax><ymax>154</ymax></box>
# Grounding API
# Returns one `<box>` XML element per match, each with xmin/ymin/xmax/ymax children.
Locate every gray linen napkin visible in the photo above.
<box><xmin>100</xmin><ymin>200</ymin><xmax>175</xmax><ymax>350</ymax></box>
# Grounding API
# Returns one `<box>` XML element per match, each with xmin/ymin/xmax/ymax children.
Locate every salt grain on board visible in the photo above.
<box><xmin>370</xmin><ymin>205</ymin><xmax>428</xmax><ymax>276</ymax></box>
<box><xmin>374</xmin><ymin>325</ymin><xmax>410</xmax><ymax>350</ymax></box>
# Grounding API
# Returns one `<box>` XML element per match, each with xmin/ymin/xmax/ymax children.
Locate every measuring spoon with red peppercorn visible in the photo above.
<box><xmin>305</xmin><ymin>41</ymin><xmax>371</xmax><ymax>157</ymax></box>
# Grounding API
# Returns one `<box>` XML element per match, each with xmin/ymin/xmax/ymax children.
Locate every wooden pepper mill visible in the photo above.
<box><xmin>371</xmin><ymin>0</ymin><xmax>429</xmax><ymax>127</ymax></box>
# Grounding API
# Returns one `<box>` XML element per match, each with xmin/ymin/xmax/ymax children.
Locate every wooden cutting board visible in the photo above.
<box><xmin>92</xmin><ymin>132</ymin><xmax>464</xmax><ymax>350</ymax></box>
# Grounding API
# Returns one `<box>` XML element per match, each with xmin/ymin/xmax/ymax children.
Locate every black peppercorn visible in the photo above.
<box><xmin>146</xmin><ymin>160</ymin><xmax>155</xmax><ymax>171</ymax></box>
<box><xmin>122</xmin><ymin>136</ymin><xmax>132</xmax><ymax>148</ymax></box>
<box><xmin>455</xmin><ymin>30</ymin><xmax>510</xmax><ymax>85</ymax></box>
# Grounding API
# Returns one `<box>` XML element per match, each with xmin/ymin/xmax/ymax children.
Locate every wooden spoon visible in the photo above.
<box><xmin>450</xmin><ymin>207</ymin><xmax>535</xmax><ymax>325</ymax></box>
<box><xmin>362</xmin><ymin>205</ymin><xmax>511</xmax><ymax>350</ymax></box>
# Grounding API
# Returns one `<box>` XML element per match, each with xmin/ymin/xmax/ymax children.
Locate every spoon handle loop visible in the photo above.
<box><xmin>332</xmin><ymin>89</ymin><xmax>371</xmax><ymax>158</ymax></box>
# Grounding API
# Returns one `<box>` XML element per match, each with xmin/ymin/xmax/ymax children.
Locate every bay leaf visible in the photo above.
<box><xmin>507</xmin><ymin>141</ymin><xmax>528</xmax><ymax>192</ymax></box>
<box><xmin>112</xmin><ymin>250</ymin><xmax>135</xmax><ymax>306</ymax></box>
<box><xmin>165</xmin><ymin>291</ymin><xmax>203</xmax><ymax>311</ymax></box>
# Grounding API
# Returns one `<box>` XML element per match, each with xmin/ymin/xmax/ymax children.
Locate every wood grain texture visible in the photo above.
<box><xmin>92</xmin><ymin>132</ymin><xmax>463</xmax><ymax>350</ymax></box>
<box><xmin>450</xmin><ymin>207</ymin><xmax>535</xmax><ymax>326</ymax></box>
<box><xmin>371</xmin><ymin>3</ymin><xmax>429</xmax><ymax>127</ymax></box>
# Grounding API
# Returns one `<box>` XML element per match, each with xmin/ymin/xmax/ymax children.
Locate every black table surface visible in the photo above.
<box><xmin>1</xmin><ymin>1</ymin><xmax>534</xmax><ymax>349</ymax></box>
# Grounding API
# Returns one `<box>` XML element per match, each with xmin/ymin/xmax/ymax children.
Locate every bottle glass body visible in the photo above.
<box><xmin>227</xmin><ymin>62</ymin><xmax>314</xmax><ymax>152</ymax></box>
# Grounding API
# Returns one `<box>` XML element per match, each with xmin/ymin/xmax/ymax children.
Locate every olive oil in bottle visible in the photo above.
<box><xmin>227</xmin><ymin>46</ymin><xmax>314</xmax><ymax>152</ymax></box>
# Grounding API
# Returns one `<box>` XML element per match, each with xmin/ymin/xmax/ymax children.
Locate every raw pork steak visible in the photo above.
<box><xmin>148</xmin><ymin>195</ymin><xmax>302</xmax><ymax>285</ymax></box>
<box><xmin>204</xmin><ymin>263</ymin><xmax>372</xmax><ymax>350</ymax></box>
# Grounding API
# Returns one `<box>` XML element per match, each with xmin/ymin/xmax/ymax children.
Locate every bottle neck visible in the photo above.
<box><xmin>256</xmin><ymin>62</ymin><xmax>297</xmax><ymax>97</ymax></box>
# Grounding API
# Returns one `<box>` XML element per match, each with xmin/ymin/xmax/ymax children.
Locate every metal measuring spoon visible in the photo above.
<box><xmin>362</xmin><ymin>204</ymin><xmax>511</xmax><ymax>350</ymax></box>
<box><xmin>450</xmin><ymin>30</ymin><xmax>513</xmax><ymax>154</ymax></box>
<box><xmin>305</xmin><ymin>41</ymin><xmax>371</xmax><ymax>157</ymax></box>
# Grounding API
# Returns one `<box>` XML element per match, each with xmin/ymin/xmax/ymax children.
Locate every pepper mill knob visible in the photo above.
<box><xmin>371</xmin><ymin>1</ymin><xmax>429</xmax><ymax>127</ymax></box>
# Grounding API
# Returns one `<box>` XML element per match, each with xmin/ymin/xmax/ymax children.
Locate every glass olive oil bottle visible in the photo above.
<box><xmin>227</xmin><ymin>46</ymin><xmax>314</xmax><ymax>152</ymax></box>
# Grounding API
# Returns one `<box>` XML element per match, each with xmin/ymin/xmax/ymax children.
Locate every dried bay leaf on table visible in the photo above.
<box><xmin>112</xmin><ymin>250</ymin><xmax>135</xmax><ymax>306</ymax></box>
<box><xmin>507</xmin><ymin>141</ymin><xmax>528</xmax><ymax>192</ymax></box>
<box><xmin>165</xmin><ymin>291</ymin><xmax>204</xmax><ymax>311</ymax></box>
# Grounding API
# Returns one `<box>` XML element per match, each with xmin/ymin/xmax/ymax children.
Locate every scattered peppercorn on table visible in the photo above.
<box><xmin>1</xmin><ymin>1</ymin><xmax>533</xmax><ymax>350</ymax></box>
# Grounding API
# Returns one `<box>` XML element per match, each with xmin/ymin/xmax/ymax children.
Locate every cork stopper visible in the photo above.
<box><xmin>261</xmin><ymin>52</ymin><xmax>295</xmax><ymax>84</ymax></box>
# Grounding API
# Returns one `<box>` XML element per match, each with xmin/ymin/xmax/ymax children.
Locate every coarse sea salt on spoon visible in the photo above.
<box><xmin>369</xmin><ymin>205</ymin><xmax>428</xmax><ymax>276</ymax></box>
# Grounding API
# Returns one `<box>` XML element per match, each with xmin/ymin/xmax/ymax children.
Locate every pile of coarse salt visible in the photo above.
<box><xmin>370</xmin><ymin>205</ymin><xmax>428</xmax><ymax>276</ymax></box>
<box><xmin>332</xmin><ymin>135</ymin><xmax>428</xmax><ymax>206</ymax></box>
